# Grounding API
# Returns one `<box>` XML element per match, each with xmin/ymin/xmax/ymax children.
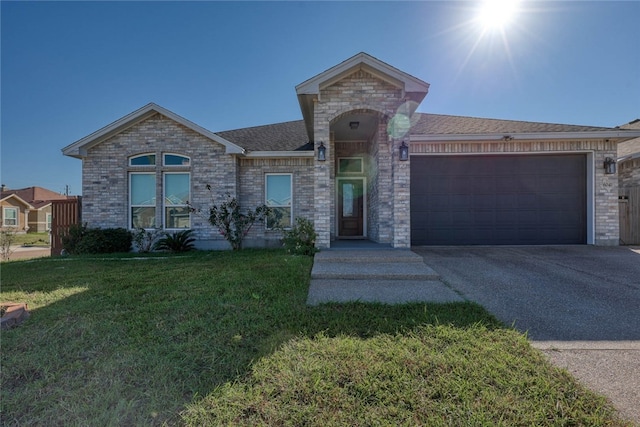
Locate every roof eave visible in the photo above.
<box><xmin>62</xmin><ymin>103</ymin><xmax>245</xmax><ymax>159</ymax></box>
<box><xmin>244</xmin><ymin>150</ymin><xmax>314</xmax><ymax>158</ymax></box>
<box><xmin>411</xmin><ymin>130</ymin><xmax>640</xmax><ymax>142</ymax></box>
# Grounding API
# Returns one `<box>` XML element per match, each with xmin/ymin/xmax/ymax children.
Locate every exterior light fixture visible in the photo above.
<box><xmin>604</xmin><ymin>157</ymin><xmax>616</xmax><ymax>174</ymax></box>
<box><xmin>349</xmin><ymin>121</ymin><xmax>360</xmax><ymax>130</ymax></box>
<box><xmin>399</xmin><ymin>141</ymin><xmax>409</xmax><ymax>161</ymax></box>
<box><xmin>317</xmin><ymin>141</ymin><xmax>326</xmax><ymax>161</ymax></box>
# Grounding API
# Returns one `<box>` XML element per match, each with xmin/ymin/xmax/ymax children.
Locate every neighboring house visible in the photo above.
<box><xmin>618</xmin><ymin>119</ymin><xmax>640</xmax><ymax>189</ymax></box>
<box><xmin>0</xmin><ymin>192</ymin><xmax>33</xmax><ymax>233</ymax></box>
<box><xmin>617</xmin><ymin>119</ymin><xmax>640</xmax><ymax>244</ymax></box>
<box><xmin>62</xmin><ymin>52</ymin><xmax>640</xmax><ymax>249</ymax></box>
<box><xmin>0</xmin><ymin>186</ymin><xmax>73</xmax><ymax>233</ymax></box>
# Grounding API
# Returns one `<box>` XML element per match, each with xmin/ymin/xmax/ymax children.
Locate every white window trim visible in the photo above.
<box><xmin>129</xmin><ymin>172</ymin><xmax>157</xmax><ymax>229</ymax></box>
<box><xmin>46</xmin><ymin>213</ymin><xmax>52</xmax><ymax>231</ymax></box>
<box><xmin>265</xmin><ymin>173</ymin><xmax>293</xmax><ymax>230</ymax></box>
<box><xmin>163</xmin><ymin>172</ymin><xmax>191</xmax><ymax>230</ymax></box>
<box><xmin>3</xmin><ymin>207</ymin><xmax>18</xmax><ymax>227</ymax></box>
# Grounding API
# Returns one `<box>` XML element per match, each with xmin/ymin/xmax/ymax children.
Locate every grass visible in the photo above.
<box><xmin>8</xmin><ymin>232</ymin><xmax>50</xmax><ymax>247</ymax></box>
<box><xmin>1</xmin><ymin>250</ymin><xmax>629</xmax><ymax>426</ymax></box>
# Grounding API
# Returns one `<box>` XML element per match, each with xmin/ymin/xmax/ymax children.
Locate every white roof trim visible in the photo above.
<box><xmin>244</xmin><ymin>151</ymin><xmax>314</xmax><ymax>158</ymax></box>
<box><xmin>62</xmin><ymin>103</ymin><xmax>245</xmax><ymax>159</ymax></box>
<box><xmin>296</xmin><ymin>52</ymin><xmax>429</xmax><ymax>95</ymax></box>
<box><xmin>411</xmin><ymin>130</ymin><xmax>640</xmax><ymax>142</ymax></box>
<box><xmin>0</xmin><ymin>193</ymin><xmax>35</xmax><ymax>209</ymax></box>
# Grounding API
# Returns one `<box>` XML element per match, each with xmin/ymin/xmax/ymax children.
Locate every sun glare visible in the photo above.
<box><xmin>477</xmin><ymin>0</ymin><xmax>520</xmax><ymax>31</ymax></box>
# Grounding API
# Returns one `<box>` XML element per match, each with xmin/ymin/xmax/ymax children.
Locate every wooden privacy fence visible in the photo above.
<box><xmin>619</xmin><ymin>187</ymin><xmax>640</xmax><ymax>245</ymax></box>
<box><xmin>51</xmin><ymin>197</ymin><xmax>81</xmax><ymax>256</ymax></box>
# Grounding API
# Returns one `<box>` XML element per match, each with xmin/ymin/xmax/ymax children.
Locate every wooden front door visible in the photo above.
<box><xmin>338</xmin><ymin>178</ymin><xmax>364</xmax><ymax>237</ymax></box>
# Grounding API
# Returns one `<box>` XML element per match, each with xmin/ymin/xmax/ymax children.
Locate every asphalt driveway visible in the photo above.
<box><xmin>413</xmin><ymin>245</ymin><xmax>640</xmax><ymax>424</ymax></box>
<box><xmin>413</xmin><ymin>245</ymin><xmax>640</xmax><ymax>341</ymax></box>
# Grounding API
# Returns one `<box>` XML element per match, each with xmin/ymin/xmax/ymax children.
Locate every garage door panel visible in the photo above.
<box><xmin>411</xmin><ymin>154</ymin><xmax>587</xmax><ymax>245</ymax></box>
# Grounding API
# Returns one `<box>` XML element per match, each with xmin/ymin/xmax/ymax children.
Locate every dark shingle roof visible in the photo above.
<box><xmin>411</xmin><ymin>113</ymin><xmax>615</xmax><ymax>135</ymax></box>
<box><xmin>217</xmin><ymin>120</ymin><xmax>310</xmax><ymax>152</ymax></box>
<box><xmin>215</xmin><ymin>113</ymin><xmax>622</xmax><ymax>152</ymax></box>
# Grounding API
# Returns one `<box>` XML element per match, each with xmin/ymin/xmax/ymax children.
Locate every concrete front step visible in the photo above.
<box><xmin>311</xmin><ymin>261</ymin><xmax>440</xmax><ymax>280</ymax></box>
<box><xmin>316</xmin><ymin>249</ymin><xmax>425</xmax><ymax>264</ymax></box>
<box><xmin>307</xmin><ymin>279</ymin><xmax>464</xmax><ymax>305</ymax></box>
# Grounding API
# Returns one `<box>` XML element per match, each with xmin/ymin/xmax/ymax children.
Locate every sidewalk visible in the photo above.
<box><xmin>3</xmin><ymin>246</ymin><xmax>51</xmax><ymax>261</ymax></box>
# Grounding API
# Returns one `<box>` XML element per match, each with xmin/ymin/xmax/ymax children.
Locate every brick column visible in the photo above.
<box><xmin>392</xmin><ymin>139</ymin><xmax>411</xmax><ymax>248</ymax></box>
<box><xmin>314</xmin><ymin>114</ymin><xmax>331</xmax><ymax>249</ymax></box>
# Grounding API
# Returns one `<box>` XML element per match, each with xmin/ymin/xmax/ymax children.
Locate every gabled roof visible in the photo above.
<box><xmin>0</xmin><ymin>193</ymin><xmax>34</xmax><ymax>209</ymax></box>
<box><xmin>296</xmin><ymin>52</ymin><xmax>430</xmax><ymax>140</ymax></box>
<box><xmin>410</xmin><ymin>113</ymin><xmax>640</xmax><ymax>142</ymax></box>
<box><xmin>62</xmin><ymin>103</ymin><xmax>244</xmax><ymax>159</ymax></box>
<box><xmin>0</xmin><ymin>186</ymin><xmax>71</xmax><ymax>209</ymax></box>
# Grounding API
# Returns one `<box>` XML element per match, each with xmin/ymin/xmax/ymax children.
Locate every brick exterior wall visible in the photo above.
<box><xmin>412</xmin><ymin>138</ymin><xmax>620</xmax><ymax>245</ymax></box>
<box><xmin>237</xmin><ymin>157</ymin><xmax>314</xmax><ymax>248</ymax></box>
<box><xmin>82</xmin><ymin>113</ymin><xmax>237</xmax><ymax>247</ymax></box>
<box><xmin>313</xmin><ymin>70</ymin><xmax>409</xmax><ymax>248</ymax></box>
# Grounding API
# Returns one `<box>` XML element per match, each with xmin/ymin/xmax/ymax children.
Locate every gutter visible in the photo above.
<box><xmin>411</xmin><ymin>130</ymin><xmax>640</xmax><ymax>142</ymax></box>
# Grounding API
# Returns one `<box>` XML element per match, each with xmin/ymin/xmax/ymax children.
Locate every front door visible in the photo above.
<box><xmin>338</xmin><ymin>178</ymin><xmax>365</xmax><ymax>237</ymax></box>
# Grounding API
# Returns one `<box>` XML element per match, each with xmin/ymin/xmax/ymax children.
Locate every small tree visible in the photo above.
<box><xmin>193</xmin><ymin>187</ymin><xmax>272</xmax><ymax>251</ymax></box>
<box><xmin>0</xmin><ymin>227</ymin><xmax>17</xmax><ymax>261</ymax></box>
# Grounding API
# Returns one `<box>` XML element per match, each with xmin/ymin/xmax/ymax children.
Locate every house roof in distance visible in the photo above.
<box><xmin>0</xmin><ymin>186</ymin><xmax>72</xmax><ymax>209</ymax></box>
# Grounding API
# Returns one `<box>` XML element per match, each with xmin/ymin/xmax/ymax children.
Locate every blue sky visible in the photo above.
<box><xmin>2</xmin><ymin>1</ymin><xmax>638</xmax><ymax>195</ymax></box>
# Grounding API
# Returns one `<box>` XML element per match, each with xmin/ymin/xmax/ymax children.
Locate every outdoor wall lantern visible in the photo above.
<box><xmin>399</xmin><ymin>141</ymin><xmax>409</xmax><ymax>161</ymax></box>
<box><xmin>604</xmin><ymin>157</ymin><xmax>616</xmax><ymax>174</ymax></box>
<box><xmin>317</xmin><ymin>141</ymin><xmax>326</xmax><ymax>161</ymax></box>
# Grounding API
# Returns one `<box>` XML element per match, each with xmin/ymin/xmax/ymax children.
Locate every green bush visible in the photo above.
<box><xmin>60</xmin><ymin>223</ymin><xmax>87</xmax><ymax>255</ymax></box>
<box><xmin>154</xmin><ymin>229</ymin><xmax>196</xmax><ymax>253</ymax></box>
<box><xmin>62</xmin><ymin>225</ymin><xmax>132</xmax><ymax>254</ymax></box>
<box><xmin>282</xmin><ymin>217</ymin><xmax>318</xmax><ymax>256</ymax></box>
<box><xmin>132</xmin><ymin>228</ymin><xmax>163</xmax><ymax>253</ymax></box>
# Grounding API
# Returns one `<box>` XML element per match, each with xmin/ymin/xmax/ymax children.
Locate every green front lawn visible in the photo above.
<box><xmin>1</xmin><ymin>250</ymin><xmax>628</xmax><ymax>426</ymax></box>
<box><xmin>8</xmin><ymin>232</ymin><xmax>50</xmax><ymax>247</ymax></box>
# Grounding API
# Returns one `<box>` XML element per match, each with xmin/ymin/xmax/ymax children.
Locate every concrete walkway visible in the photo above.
<box><xmin>2</xmin><ymin>246</ymin><xmax>51</xmax><ymax>262</ymax></box>
<box><xmin>307</xmin><ymin>248</ymin><xmax>463</xmax><ymax>305</ymax></box>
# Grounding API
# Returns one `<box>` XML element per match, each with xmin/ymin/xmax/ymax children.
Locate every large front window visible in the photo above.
<box><xmin>130</xmin><ymin>173</ymin><xmax>156</xmax><ymax>228</ymax></box>
<box><xmin>3</xmin><ymin>207</ymin><xmax>18</xmax><ymax>227</ymax></box>
<box><xmin>129</xmin><ymin>153</ymin><xmax>191</xmax><ymax>229</ymax></box>
<box><xmin>164</xmin><ymin>173</ymin><xmax>190</xmax><ymax>229</ymax></box>
<box><xmin>265</xmin><ymin>174</ymin><xmax>292</xmax><ymax>229</ymax></box>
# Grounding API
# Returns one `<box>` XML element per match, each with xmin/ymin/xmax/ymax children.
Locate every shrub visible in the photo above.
<box><xmin>60</xmin><ymin>223</ymin><xmax>87</xmax><ymax>255</ymax></box>
<box><xmin>0</xmin><ymin>227</ymin><xmax>17</xmax><ymax>261</ymax></box>
<box><xmin>132</xmin><ymin>228</ymin><xmax>163</xmax><ymax>253</ymax></box>
<box><xmin>154</xmin><ymin>230</ymin><xmax>196</xmax><ymax>253</ymax></box>
<box><xmin>61</xmin><ymin>224</ymin><xmax>132</xmax><ymax>255</ymax></box>
<box><xmin>281</xmin><ymin>217</ymin><xmax>318</xmax><ymax>256</ymax></box>
<box><xmin>75</xmin><ymin>228</ymin><xmax>132</xmax><ymax>254</ymax></box>
<box><xmin>192</xmin><ymin>188</ymin><xmax>272</xmax><ymax>251</ymax></box>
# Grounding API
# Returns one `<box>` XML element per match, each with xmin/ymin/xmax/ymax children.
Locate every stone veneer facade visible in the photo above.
<box><xmin>312</xmin><ymin>70</ymin><xmax>411</xmax><ymax>248</ymax></box>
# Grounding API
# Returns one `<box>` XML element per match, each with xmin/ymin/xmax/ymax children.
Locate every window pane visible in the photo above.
<box><xmin>131</xmin><ymin>207</ymin><xmax>156</xmax><ymax>228</ymax></box>
<box><xmin>165</xmin><ymin>207</ymin><xmax>190</xmax><ymax>229</ymax></box>
<box><xmin>266</xmin><ymin>175</ymin><xmax>291</xmax><ymax>207</ymax></box>
<box><xmin>165</xmin><ymin>174</ymin><xmax>190</xmax><ymax>205</ymax></box>
<box><xmin>267</xmin><ymin>207</ymin><xmax>291</xmax><ymax>229</ymax></box>
<box><xmin>130</xmin><ymin>154</ymin><xmax>156</xmax><ymax>166</ymax></box>
<box><xmin>164</xmin><ymin>154</ymin><xmax>190</xmax><ymax>166</ymax></box>
<box><xmin>3</xmin><ymin>208</ymin><xmax>18</xmax><ymax>226</ymax></box>
<box><xmin>342</xmin><ymin>183</ymin><xmax>354</xmax><ymax>217</ymax></box>
<box><xmin>131</xmin><ymin>174</ymin><xmax>156</xmax><ymax>205</ymax></box>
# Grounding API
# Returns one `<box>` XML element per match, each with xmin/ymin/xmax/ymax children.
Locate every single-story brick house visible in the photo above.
<box><xmin>62</xmin><ymin>52</ymin><xmax>640</xmax><ymax>249</ymax></box>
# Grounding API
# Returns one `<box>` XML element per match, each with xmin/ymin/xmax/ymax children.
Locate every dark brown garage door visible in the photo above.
<box><xmin>410</xmin><ymin>154</ymin><xmax>587</xmax><ymax>245</ymax></box>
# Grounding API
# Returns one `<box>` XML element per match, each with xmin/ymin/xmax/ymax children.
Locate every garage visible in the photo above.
<box><xmin>410</xmin><ymin>154</ymin><xmax>587</xmax><ymax>245</ymax></box>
